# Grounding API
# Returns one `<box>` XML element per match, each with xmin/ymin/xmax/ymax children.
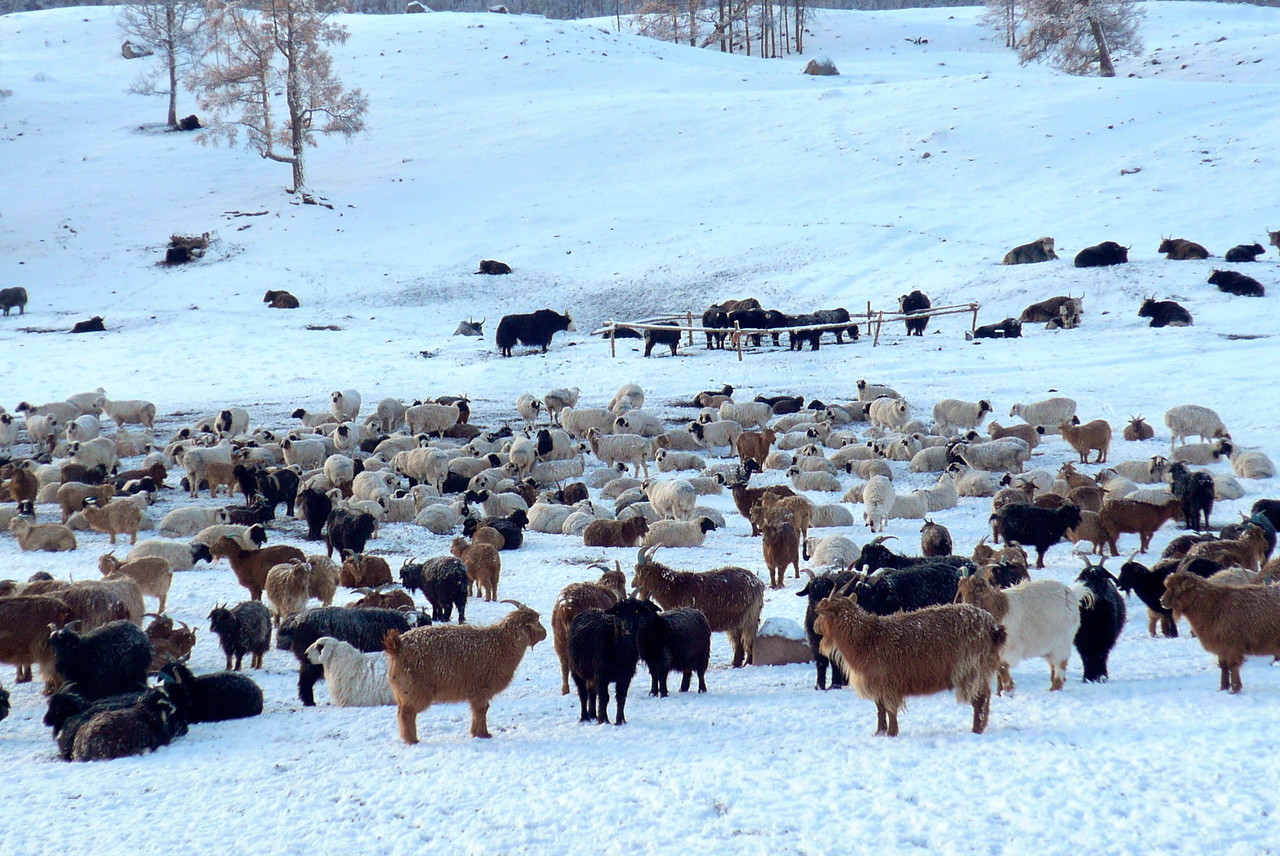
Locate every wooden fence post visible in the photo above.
<box><xmin>734</xmin><ymin>322</ymin><xmax>743</xmax><ymax>361</ymax></box>
<box><xmin>686</xmin><ymin>312</ymin><xmax>694</xmax><ymax>347</ymax></box>
<box><xmin>609</xmin><ymin>324</ymin><xmax>616</xmax><ymax>358</ymax></box>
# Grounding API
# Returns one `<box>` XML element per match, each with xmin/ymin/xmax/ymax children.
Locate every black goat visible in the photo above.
<box><xmin>325</xmin><ymin>507</ymin><xmax>377</xmax><ymax>558</ymax></box>
<box><xmin>1116</xmin><ymin>557</ymin><xmax>1178</xmax><ymax>638</ymax></box>
<box><xmin>69</xmin><ymin>687</ymin><xmax>185</xmax><ymax>762</ymax></box>
<box><xmin>400</xmin><ymin>556</ymin><xmax>468</xmax><ymax>623</ymax></box>
<box><xmin>1169</xmin><ymin>462</ymin><xmax>1214</xmax><ymax>531</ymax></box>
<box><xmin>1074</xmin><ymin>560</ymin><xmax>1127</xmax><ymax>682</ymax></box>
<box><xmin>225</xmin><ymin>499</ymin><xmax>275</xmax><ymax>526</ymax></box>
<box><xmin>0</xmin><ymin>683</ymin><xmax>8</xmax><ymax>722</ymax></box>
<box><xmin>1220</xmin><ymin>511</ymin><xmax>1277</xmax><ymax>561</ymax></box>
<box><xmin>301</xmin><ymin>487</ymin><xmax>332</xmax><ymax>541</ymax></box>
<box><xmin>796</xmin><ymin>570</ymin><xmax>857</xmax><ymax>690</ymax></box>
<box><xmin>843</xmin><ymin>561</ymin><xmax>966</xmax><ymax>615</ymax></box>
<box><xmin>207</xmin><ymin>601</ymin><xmax>272</xmax><ymax>670</ymax></box>
<box><xmin>277</xmin><ymin>606</ymin><xmax>427</xmax><ymax>706</ymax></box>
<box><xmin>627</xmin><ymin>602</ymin><xmax>712</xmax><ymax>697</ymax></box>
<box><xmin>1138</xmin><ymin>298</ymin><xmax>1193</xmax><ymax>328</ymax></box>
<box><xmin>991</xmin><ymin>504</ymin><xmax>1082</xmax><ymax>568</ymax></box>
<box><xmin>853</xmin><ymin>537</ymin><xmax>970</xmax><ymax>574</ymax></box>
<box><xmin>45</xmin><ymin>684</ymin><xmax>151</xmax><ymax>759</ymax></box>
<box><xmin>462</xmin><ymin>510</ymin><xmax>528</xmax><ymax>550</ymax></box>
<box><xmin>49</xmin><ymin>620</ymin><xmax>151</xmax><ymax>701</ymax></box>
<box><xmin>158</xmin><ymin>661</ymin><xmax>263</xmax><ymax>723</ymax></box>
<box><xmin>567</xmin><ymin>601</ymin><xmax>644</xmax><ymax>725</ymax></box>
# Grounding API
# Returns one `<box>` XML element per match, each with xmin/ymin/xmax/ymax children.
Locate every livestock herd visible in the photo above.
<box><xmin>1</xmin><ymin>356</ymin><xmax>1280</xmax><ymax>753</ymax></box>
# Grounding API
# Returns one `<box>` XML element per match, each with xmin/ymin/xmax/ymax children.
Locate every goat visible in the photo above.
<box><xmin>1161</xmin><ymin>572</ymin><xmax>1280</xmax><ymax>692</ymax></box>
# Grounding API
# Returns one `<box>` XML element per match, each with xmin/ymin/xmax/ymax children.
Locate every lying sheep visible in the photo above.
<box><xmin>954</xmin><ymin>438</ymin><xmax>1031</xmax><ymax>474</ymax></box>
<box><xmin>1170</xmin><ymin>438</ymin><xmax>1232</xmax><ymax>466</ymax></box>
<box><xmin>9</xmin><ymin>517</ymin><xmax>77</xmax><ymax>552</ymax></box>
<box><xmin>643</xmin><ymin>517</ymin><xmax>718</xmax><ymax>549</ymax></box>
<box><xmin>384</xmin><ymin>601</ymin><xmax>546</xmax><ymax>741</ymax></box>
<box><xmin>126</xmin><ymin>539</ymin><xmax>213</xmax><ymax>571</ymax></box>
<box><xmin>1232</xmin><ymin>449</ymin><xmax>1275</xmax><ymax>480</ymax></box>
<box><xmin>159</xmin><ymin>506</ymin><xmax>231</xmax><ymax>538</ymax></box>
<box><xmin>304</xmin><ymin>636</ymin><xmax>396</xmax><ymax>706</ymax></box>
<box><xmin>610</xmin><ymin>383</ymin><xmax>645</xmax><ymax>415</ymax></box>
<box><xmin>804</xmin><ymin>535</ymin><xmax>859</xmax><ymax>567</ymax></box>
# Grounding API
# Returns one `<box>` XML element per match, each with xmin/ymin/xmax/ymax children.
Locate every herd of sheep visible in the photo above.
<box><xmin>1</xmin><ymin>338</ymin><xmax>1280</xmax><ymax>754</ymax></box>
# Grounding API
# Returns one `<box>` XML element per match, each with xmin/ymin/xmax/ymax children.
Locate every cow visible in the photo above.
<box><xmin>71</xmin><ymin>316</ymin><xmax>106</xmax><ymax>334</ymax></box>
<box><xmin>899</xmin><ymin>291</ymin><xmax>931</xmax><ymax>336</ymax></box>
<box><xmin>1158</xmin><ymin>238</ymin><xmax>1210</xmax><ymax>260</ymax></box>
<box><xmin>1074</xmin><ymin>241</ymin><xmax>1129</xmax><ymax>268</ymax></box>
<box><xmin>644</xmin><ymin>322</ymin><xmax>681</xmax><ymax>358</ymax></box>
<box><xmin>495</xmin><ymin>309</ymin><xmax>576</xmax><ymax>357</ymax></box>
<box><xmin>1208</xmin><ymin>269</ymin><xmax>1265</xmax><ymax>297</ymax></box>
<box><xmin>1002</xmin><ymin>237</ymin><xmax>1057</xmax><ymax>265</ymax></box>
<box><xmin>453</xmin><ymin>318</ymin><xmax>485</xmax><ymax>337</ymax></box>
<box><xmin>968</xmin><ymin>318</ymin><xmax>1022</xmax><ymax>340</ymax></box>
<box><xmin>1138</xmin><ymin>298</ymin><xmax>1192</xmax><ymax>328</ymax></box>
<box><xmin>475</xmin><ymin>260</ymin><xmax>512</xmax><ymax>275</ymax></box>
<box><xmin>1224</xmin><ymin>243</ymin><xmax>1265</xmax><ymax>263</ymax></box>
<box><xmin>263</xmin><ymin>290</ymin><xmax>300</xmax><ymax>309</ymax></box>
<box><xmin>0</xmin><ymin>286</ymin><xmax>28</xmax><ymax>317</ymax></box>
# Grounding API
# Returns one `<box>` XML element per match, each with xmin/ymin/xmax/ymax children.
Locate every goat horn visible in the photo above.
<box><xmin>803</xmin><ymin>569</ymin><xmax>816</xmax><ymax>581</ymax></box>
<box><xmin>499</xmin><ymin>599</ymin><xmax>528</xmax><ymax>610</ymax></box>
<box><xmin>144</xmin><ymin>612</ymin><xmax>162</xmax><ymax>620</ymax></box>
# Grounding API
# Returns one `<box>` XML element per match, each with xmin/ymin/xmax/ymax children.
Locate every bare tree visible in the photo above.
<box><xmin>1015</xmin><ymin>0</ymin><xmax>1142</xmax><ymax>77</ymax></box>
<box><xmin>190</xmin><ymin>0</ymin><xmax>368</xmax><ymax>194</ymax></box>
<box><xmin>119</xmin><ymin>0</ymin><xmax>205</xmax><ymax>128</ymax></box>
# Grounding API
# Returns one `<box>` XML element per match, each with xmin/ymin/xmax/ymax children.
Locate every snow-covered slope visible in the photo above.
<box><xmin>2</xmin><ymin>4</ymin><xmax>1280</xmax><ymax>854</ymax></box>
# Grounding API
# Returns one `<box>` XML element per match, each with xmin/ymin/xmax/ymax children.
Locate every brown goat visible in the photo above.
<box><xmin>0</xmin><ymin>595</ymin><xmax>76</xmax><ymax>688</ymax></box>
<box><xmin>1183</xmin><ymin>525</ymin><xmax>1269</xmax><ymax>572</ymax></box>
<box><xmin>99</xmin><ymin>553</ymin><xmax>172</xmax><ymax>613</ymax></box>
<box><xmin>761</xmin><ymin>520</ymin><xmax>800</xmax><ymax>589</ymax></box>
<box><xmin>920</xmin><ymin>520</ymin><xmax>953</xmax><ymax>557</ymax></box>
<box><xmin>450</xmin><ymin>538</ymin><xmax>501</xmax><ymax>601</ymax></box>
<box><xmin>5</xmin><ymin>462</ymin><xmax>40</xmax><ymax>514</ymax></box>
<box><xmin>1066</xmin><ymin>510</ymin><xmax>1109</xmax><ymax>555</ymax></box>
<box><xmin>813</xmin><ymin>593</ymin><xmax>1005</xmax><ymax>736</ymax></box>
<box><xmin>729</xmin><ymin>481</ymin><xmax>797</xmax><ymax>536</ymax></box>
<box><xmin>384</xmin><ymin>600</ymin><xmax>547</xmax><ymax>742</ymax></box>
<box><xmin>202</xmin><ymin>462</ymin><xmax>240</xmax><ymax>499</ymax></box>
<box><xmin>82</xmin><ymin>498</ymin><xmax>144</xmax><ymax>545</ymax></box>
<box><xmin>305</xmin><ymin>554</ymin><xmax>340</xmax><ymax>606</ymax></box>
<box><xmin>757</xmin><ymin>493</ymin><xmax>813</xmax><ymax>545</ymax></box>
<box><xmin>1161</xmin><ymin>571</ymin><xmax>1280</xmax><ymax>692</ymax></box>
<box><xmin>735</xmin><ymin>428</ymin><xmax>777</xmax><ymax>471</ymax></box>
<box><xmin>1066</xmin><ymin>485</ymin><xmax>1105</xmax><ymax>513</ymax></box>
<box><xmin>552</xmin><ymin>564</ymin><xmax>628</xmax><ymax>694</ymax></box>
<box><xmin>1099</xmin><ymin>497</ymin><xmax>1183</xmax><ymax>555</ymax></box>
<box><xmin>1123</xmin><ymin>416</ymin><xmax>1155</xmax><ymax>442</ymax></box>
<box><xmin>339</xmin><ymin>551</ymin><xmax>394</xmax><ymax>589</ymax></box>
<box><xmin>57</xmin><ymin>482</ymin><xmax>115</xmax><ymax>524</ymax></box>
<box><xmin>582</xmin><ymin>516</ymin><xmax>648</xmax><ymax>548</ymax></box>
<box><xmin>631</xmin><ymin>546</ymin><xmax>764</xmax><ymax>667</ymax></box>
<box><xmin>348</xmin><ymin>586</ymin><xmax>416</xmax><ymax>611</ymax></box>
<box><xmin>143</xmin><ymin>613</ymin><xmax>197</xmax><ymax>673</ymax></box>
<box><xmin>1059</xmin><ymin>419</ymin><xmax>1112</xmax><ymax>464</ymax></box>
<box><xmin>210</xmin><ymin>536</ymin><xmax>305</xmax><ymax>601</ymax></box>
<box><xmin>471</xmin><ymin>526</ymin><xmax>506</xmax><ymax>552</ymax></box>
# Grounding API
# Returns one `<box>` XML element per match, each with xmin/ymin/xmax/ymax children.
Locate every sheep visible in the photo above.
<box><xmin>1164</xmin><ymin>404</ymin><xmax>1230</xmax><ymax>450</ymax></box>
<box><xmin>586</xmin><ymin>428</ymin><xmax>652</xmax><ymax>479</ymax></box>
<box><xmin>559</xmin><ymin>406</ymin><xmax>615</xmax><ymax>439</ymax></box>
<box><xmin>1160</xmin><ymin>572</ymin><xmax>1280</xmax><ymax>692</ymax></box>
<box><xmin>277</xmin><ymin>606</ymin><xmax>426</xmax><ymax>706</ymax></box>
<box><xmin>687</xmin><ymin>419</ymin><xmax>744</xmax><ymax>457</ymax></box>
<box><xmin>329</xmin><ymin>389</ymin><xmax>362</xmax><ymax>423</ymax></box>
<box><xmin>643</xmin><ymin>516</ymin><xmax>718</xmax><ymax>549</ymax></box>
<box><xmin>609</xmin><ymin>383</ymin><xmax>645</xmax><ymax>415</ymax></box>
<box><xmin>158</xmin><ymin>506</ymin><xmax>230</xmax><ymax>538</ymax></box>
<box><xmin>803</xmin><ymin>535</ymin><xmax>859</xmax><ymax>568</ymax></box>
<box><xmin>933</xmin><ymin>399</ymin><xmax>993</xmax><ymax>435</ymax></box>
<box><xmin>449</xmin><ymin>538</ymin><xmax>501</xmax><ymax>601</ymax></box>
<box><xmin>1111</xmin><ymin>456</ymin><xmax>1169</xmax><ymax>485</ymax></box>
<box><xmin>718</xmin><ymin>401</ymin><xmax>772</xmax><ymax>431</ymax></box>
<box><xmin>210</xmin><ymin>537</ymin><xmax>305</xmax><ymax>602</ymax></box>
<box><xmin>1072</xmin><ymin>559</ymin><xmax>1127</xmax><ymax>682</ymax></box>
<box><xmin>404</xmin><ymin>402</ymin><xmax>461</xmax><ymax>437</ymax></box>
<box><xmin>207</xmin><ymin>601</ymin><xmax>272</xmax><ymax>670</ymax></box>
<box><xmin>212</xmin><ymin>407</ymin><xmax>250</xmax><ymax>437</ymax></box>
<box><xmin>1232</xmin><ymin>449</ymin><xmax>1275</xmax><ymax>480</ymax></box>
<box><xmin>867</xmin><ymin>397</ymin><xmax>910</xmax><ymax>432</ymax></box>
<box><xmin>1059</xmin><ymin>419</ymin><xmax>1112</xmax><ymax>464</ymax></box>
<box><xmin>954</xmin><ymin>438</ymin><xmax>1031</xmax><ymax>473</ymax></box>
<box><xmin>654</xmin><ymin>449</ymin><xmax>706</xmax><ymax>474</ymax></box>
<box><xmin>400</xmin><ymin>557</ymin><xmax>469</xmax><ymax>623</ymax></box>
<box><xmin>339</xmin><ymin>552</ymin><xmax>393</xmax><ymax>589</ymax></box>
<box><xmin>384</xmin><ymin>601</ymin><xmax>545</xmax><ymax>741</ymax></box>
<box><xmin>179</xmin><ymin>443</ymin><xmax>235</xmax><ymax>497</ymax></box>
<box><xmin>98</xmin><ymin>553</ymin><xmax>171</xmax><ymax>613</ymax></box>
<box><xmin>0</xmin><ymin>595</ymin><xmax>75</xmax><ymax>689</ymax></box>
<box><xmin>9</xmin><ymin>517</ymin><xmax>77</xmax><ymax>552</ymax></box>
<box><xmin>302</xmin><ymin>636</ymin><xmax>396</xmax><ymax>706</ymax></box>
<box><xmin>991</xmin><ymin>504</ymin><xmax>1082</xmax><ymax>568</ymax></box>
<box><xmin>955</xmin><ymin>570</ymin><xmax>1085</xmax><ymax>693</ymax></box>
<box><xmin>462</xmin><ymin>511</ymin><xmax>527</xmax><ymax>550</ymax></box>
<box><xmin>814</xmin><ymin>593</ymin><xmax>1004</xmax><ymax>735</ymax></box>
<box><xmin>126</xmin><ymin>539</ymin><xmax>213</xmax><ymax>571</ymax></box>
<box><xmin>1169</xmin><ymin>438</ymin><xmax>1232</xmax><ymax>467</ymax></box>
<box><xmin>787</xmin><ymin>467</ymin><xmax>842</xmax><ymax>493</ymax></box>
<box><xmin>68</xmin><ymin>687</ymin><xmax>185</xmax><ymax>762</ymax></box>
<box><xmin>56</xmin><ymin>482</ymin><xmax>115</xmax><ymax>524</ymax></box>
<box><xmin>516</xmin><ymin>394</ymin><xmax>543</xmax><ymax>428</ymax></box>
<box><xmin>1009</xmin><ymin>397</ymin><xmax>1076</xmax><ymax>434</ymax></box>
<box><xmin>543</xmin><ymin>387</ymin><xmax>581</xmax><ymax>425</ymax></box>
<box><xmin>567</xmin><ymin>602</ymin><xmax>645</xmax><ymax>725</ymax></box>
<box><xmin>632</xmin><ymin>546</ymin><xmax>764</xmax><ymax>668</ymax></box>
<box><xmin>862</xmin><ymin>475</ymin><xmax>896</xmax><ymax>533</ymax></box>
<box><xmin>82</xmin><ymin>498</ymin><xmax>144</xmax><ymax>545</ymax></box>
<box><xmin>49</xmin><ymin>620</ymin><xmax>152</xmax><ymax>700</ymax></box>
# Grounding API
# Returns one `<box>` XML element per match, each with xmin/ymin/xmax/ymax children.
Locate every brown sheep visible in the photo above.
<box><xmin>82</xmin><ymin>498</ymin><xmax>144</xmax><ymax>545</ymax></box>
<box><xmin>384</xmin><ymin>600</ymin><xmax>547</xmax><ymax>742</ymax></box>
<box><xmin>9</xmin><ymin>517</ymin><xmax>77</xmax><ymax>552</ymax></box>
<box><xmin>813</xmin><ymin>593</ymin><xmax>1006</xmax><ymax>736</ymax></box>
<box><xmin>57</xmin><ymin>482</ymin><xmax>115</xmax><ymax>524</ymax></box>
<box><xmin>1161</xmin><ymin>571</ymin><xmax>1280</xmax><ymax>692</ymax></box>
<box><xmin>98</xmin><ymin>554</ymin><xmax>172</xmax><ymax>613</ymax></box>
<box><xmin>0</xmin><ymin>595</ymin><xmax>76</xmax><ymax>688</ymax></box>
<box><xmin>1059</xmin><ymin>419</ymin><xmax>1112</xmax><ymax>464</ymax></box>
<box><xmin>582</xmin><ymin>516</ymin><xmax>648</xmax><ymax>548</ymax></box>
<box><xmin>264</xmin><ymin>289</ymin><xmax>300</xmax><ymax>308</ymax></box>
<box><xmin>551</xmin><ymin>564</ymin><xmax>628</xmax><ymax>694</ymax></box>
<box><xmin>338</xmin><ymin>552</ymin><xmax>394</xmax><ymax>589</ymax></box>
<box><xmin>450</xmin><ymin>538</ymin><xmax>501</xmax><ymax>601</ymax></box>
<box><xmin>632</xmin><ymin>546</ymin><xmax>764</xmax><ymax>668</ymax></box>
<box><xmin>761</xmin><ymin>520</ymin><xmax>800</xmax><ymax>589</ymax></box>
<box><xmin>735</xmin><ymin>428</ymin><xmax>777</xmax><ymax>471</ymax></box>
<box><xmin>1099</xmin><ymin>497</ymin><xmax>1185</xmax><ymax>555</ymax></box>
<box><xmin>210</xmin><ymin>536</ymin><xmax>306</xmax><ymax>601</ymax></box>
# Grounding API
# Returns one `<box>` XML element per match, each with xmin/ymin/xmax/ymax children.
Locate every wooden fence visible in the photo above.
<box><xmin>592</xmin><ymin>302</ymin><xmax>981</xmax><ymax>360</ymax></box>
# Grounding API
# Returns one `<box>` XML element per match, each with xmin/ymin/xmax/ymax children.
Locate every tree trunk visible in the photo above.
<box><xmin>165</xmin><ymin>5</ymin><xmax>178</xmax><ymax>127</ymax></box>
<box><xmin>1089</xmin><ymin>16</ymin><xmax>1116</xmax><ymax>77</ymax></box>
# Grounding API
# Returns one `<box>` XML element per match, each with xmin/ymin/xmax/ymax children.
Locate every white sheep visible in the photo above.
<box><xmin>304</xmin><ymin>636</ymin><xmax>396</xmax><ymax>707</ymax></box>
<box><xmin>922</xmin><ymin>473</ymin><xmax>959</xmax><ymax>511</ymax></box>
<box><xmin>98</xmin><ymin>397</ymin><xmax>156</xmax><ymax>429</ymax></box>
<box><xmin>532</xmin><ymin>428</ymin><xmax>580</xmax><ymax>461</ymax></box>
<box><xmin>528</xmin><ymin>458</ymin><xmax>586</xmax><ymax>487</ymax></box>
<box><xmin>1111</xmin><ymin>457</ymin><xmax>1168</xmax><ymax>484</ymax></box>
<box><xmin>793</xmin><ymin>455</ymin><xmax>838</xmax><ymax>475</ymax></box>
<box><xmin>1232</xmin><ymin>449</ymin><xmax>1275</xmax><ymax>479</ymax></box>
<box><xmin>126</xmin><ymin>539</ymin><xmax>209</xmax><ymax>570</ymax></box>
<box><xmin>331</xmin><ymin>422</ymin><xmax>362</xmax><ymax>455</ymax></box>
<box><xmin>586</xmin><ymin>429</ymin><xmax>652</xmax><ymax>479</ymax></box>
<box><xmin>718</xmin><ymin>401</ymin><xmax>772</xmax><ymax>431</ymax></box>
<box><xmin>405</xmin><ymin>402</ymin><xmax>461</xmax><ymax>437</ymax></box>
<box><xmin>613</xmin><ymin>410</ymin><xmax>664</xmax><ymax>438</ymax></box>
<box><xmin>643</xmin><ymin>517</ymin><xmax>717</xmax><ymax>548</ymax></box>
<box><xmin>331</xmin><ymin>389</ymin><xmax>362</xmax><ymax>424</ymax></box>
<box><xmin>932</xmin><ymin>399</ymin><xmax>993</xmax><ymax>435</ymax></box>
<box><xmin>688</xmin><ymin>419</ymin><xmax>743</xmax><ymax>456</ymax></box>
<box><xmin>1170</xmin><ymin>439</ymin><xmax>1231</xmax><ymax>466</ymax></box>
<box><xmin>472</xmin><ymin>489</ymin><xmax>529</xmax><ymax>519</ymax></box>
<box><xmin>1212</xmin><ymin>473</ymin><xmax>1245</xmax><ymax>501</ymax></box>
<box><xmin>1164</xmin><ymin>404</ymin><xmax>1229</xmax><ymax>449</ymax></box>
<box><xmin>644</xmin><ymin>479</ymin><xmax>698</xmax><ymax>521</ymax></box>
<box><xmin>368</xmin><ymin>398</ymin><xmax>407</xmax><ymax>433</ymax></box>
<box><xmin>293</xmin><ymin>408</ymin><xmax>338</xmax><ymax>428</ymax></box>
<box><xmin>857</xmin><ymin>380</ymin><xmax>899</xmax><ymax>402</ymax></box>
<box><xmin>763</xmin><ymin>450</ymin><xmax>794</xmax><ymax>471</ymax></box>
<box><xmin>609</xmin><ymin>383</ymin><xmax>645</xmax><ymax>415</ymax></box>
<box><xmin>1009</xmin><ymin>397</ymin><xmax>1076</xmax><ymax>434</ymax></box>
<box><xmin>559</xmin><ymin>406</ymin><xmax>617</xmax><ymax>439</ymax></box>
<box><xmin>378</xmin><ymin>494</ymin><xmax>416</xmax><ymax>524</ymax></box>
<box><xmin>1127</xmin><ymin>487</ymin><xmax>1175</xmax><ymax>505</ymax></box>
<box><xmin>867</xmin><ymin>398</ymin><xmax>910</xmax><ymax>432</ymax></box>
<box><xmin>507</xmin><ymin>437</ymin><xmax>537</xmax><ymax>478</ymax></box>
<box><xmin>179</xmin><ymin>442</ymin><xmax>235</xmax><ymax>497</ymax></box>
<box><xmin>788</xmin><ymin>467</ymin><xmax>842</xmax><ymax>492</ymax></box>
<box><xmin>68</xmin><ymin>437</ymin><xmax>118</xmax><ymax>472</ymax></box>
<box><xmin>810</xmin><ymin>504</ymin><xmax>855</xmax><ymax>528</ymax></box>
<box><xmin>352</xmin><ymin>469</ymin><xmax>401</xmax><ymax>502</ymax></box>
<box><xmin>324</xmin><ymin>455</ymin><xmax>357</xmax><ymax>492</ymax></box>
<box><xmin>0</xmin><ymin>412</ymin><xmax>18</xmax><ymax>449</ymax></box>
<box><xmin>281</xmin><ymin>437</ymin><xmax>328</xmax><ymax>470</ymax></box>
<box><xmin>213</xmin><ymin>407</ymin><xmax>250</xmax><ymax>436</ymax></box>
<box><xmin>65</xmin><ymin>414</ymin><xmax>101</xmax><ymax>443</ymax></box>
<box><xmin>414</xmin><ymin>502</ymin><xmax>464</xmax><ymax>535</ymax></box>
<box><xmin>516</xmin><ymin>394</ymin><xmax>543</xmax><ymax>428</ymax></box>
<box><xmin>908</xmin><ymin>445</ymin><xmax>950</xmax><ymax>473</ymax></box>
<box><xmin>159</xmin><ymin>506</ymin><xmax>231</xmax><ymax>538</ymax></box>
<box><xmin>66</xmin><ymin>388</ymin><xmax>107</xmax><ymax>416</ymax></box>
<box><xmin>543</xmin><ymin>387</ymin><xmax>581</xmax><ymax>425</ymax></box>
<box><xmin>850</xmin><ymin>459</ymin><xmax>893</xmax><ymax>481</ymax></box>
<box><xmin>526</xmin><ymin>501</ymin><xmax>578</xmax><ymax>534</ymax></box>
<box><xmin>23</xmin><ymin>412</ymin><xmax>61</xmax><ymax>453</ymax></box>
<box><xmin>194</xmin><ymin>523</ymin><xmax>265</xmax><ymax>552</ymax></box>
<box><xmin>862</xmin><ymin>476</ymin><xmax>896</xmax><ymax>533</ymax></box>
<box><xmin>888</xmin><ymin>490</ymin><xmax>929</xmax><ymax>521</ymax></box>
<box><xmin>805</xmin><ymin>534</ymin><xmax>859</xmax><ymax>567</ymax></box>
<box><xmin>391</xmin><ymin>447</ymin><xmax>451</xmax><ymax>492</ymax></box>
<box><xmin>948</xmin><ymin>464</ymin><xmax>1003</xmax><ymax>497</ymax></box>
<box><xmin>655</xmin><ymin>449</ymin><xmax>705</xmax><ymax>473</ymax></box>
<box><xmin>561</xmin><ymin>502</ymin><xmax>613</xmax><ymax>536</ymax></box>
<box><xmin>954</xmin><ymin>438</ymin><xmax>1031</xmax><ymax>474</ymax></box>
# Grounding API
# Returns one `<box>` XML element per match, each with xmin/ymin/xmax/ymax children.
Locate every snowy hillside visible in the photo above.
<box><xmin>2</xmin><ymin>3</ymin><xmax>1280</xmax><ymax>854</ymax></box>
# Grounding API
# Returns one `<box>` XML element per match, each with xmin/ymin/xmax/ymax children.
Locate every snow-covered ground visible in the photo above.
<box><xmin>2</xmin><ymin>3</ymin><xmax>1280</xmax><ymax>854</ymax></box>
